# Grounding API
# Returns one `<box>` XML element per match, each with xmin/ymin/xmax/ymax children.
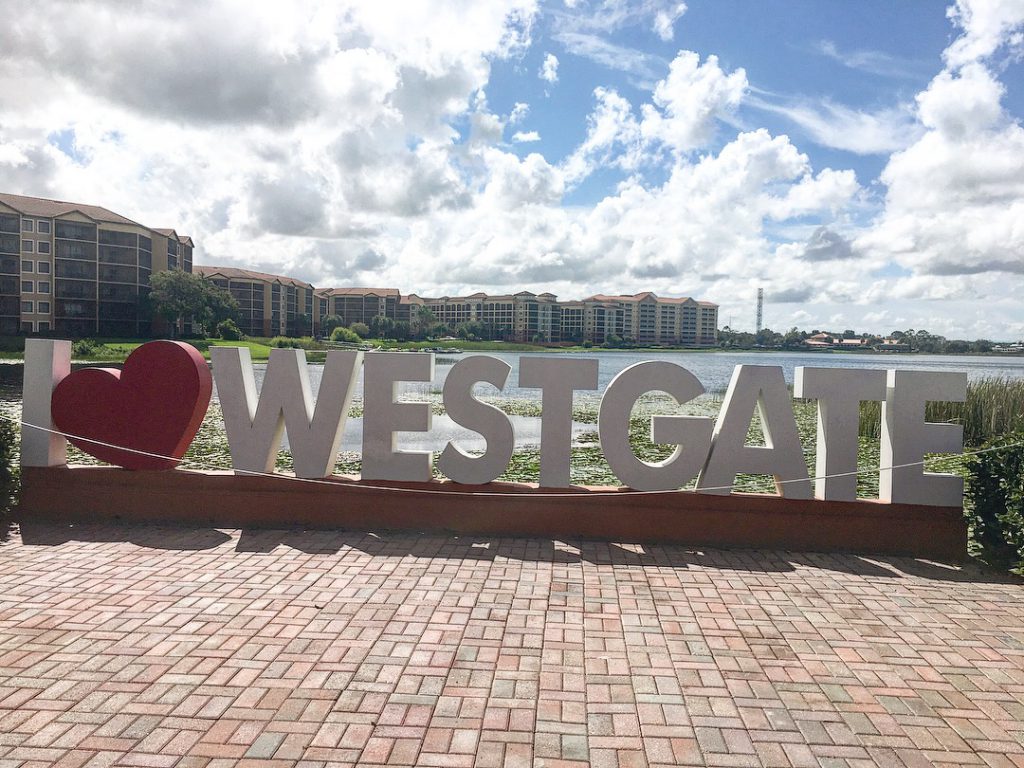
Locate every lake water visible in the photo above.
<box><xmin>227</xmin><ymin>350</ymin><xmax>1024</xmax><ymax>453</ymax></box>
<box><xmin>230</xmin><ymin>349</ymin><xmax>1024</xmax><ymax>401</ymax></box>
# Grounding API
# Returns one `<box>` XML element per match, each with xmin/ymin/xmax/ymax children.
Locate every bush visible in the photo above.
<box><xmin>71</xmin><ymin>338</ymin><xmax>114</xmax><ymax>358</ymax></box>
<box><xmin>349</xmin><ymin>322</ymin><xmax>370</xmax><ymax>339</ymax></box>
<box><xmin>0</xmin><ymin>418</ymin><xmax>17</xmax><ymax>514</ymax></box>
<box><xmin>269</xmin><ymin>336</ymin><xmax>319</xmax><ymax>350</ymax></box>
<box><xmin>330</xmin><ymin>326</ymin><xmax>361</xmax><ymax>344</ymax></box>
<box><xmin>217</xmin><ymin>319</ymin><xmax>244</xmax><ymax>341</ymax></box>
<box><xmin>965</xmin><ymin>430</ymin><xmax>1024</xmax><ymax>568</ymax></box>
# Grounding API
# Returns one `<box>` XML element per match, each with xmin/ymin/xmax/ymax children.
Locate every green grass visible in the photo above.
<box><xmin>374</xmin><ymin>339</ymin><xmax>551</xmax><ymax>352</ymax></box>
<box><xmin>206</xmin><ymin>339</ymin><xmax>276</xmax><ymax>361</ymax></box>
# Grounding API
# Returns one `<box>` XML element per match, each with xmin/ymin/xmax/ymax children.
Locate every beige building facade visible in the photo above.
<box><xmin>0</xmin><ymin>192</ymin><xmax>194</xmax><ymax>337</ymax></box>
<box><xmin>195</xmin><ymin>266</ymin><xmax>315</xmax><ymax>338</ymax></box>
<box><xmin>329</xmin><ymin>287</ymin><xmax>718</xmax><ymax>345</ymax></box>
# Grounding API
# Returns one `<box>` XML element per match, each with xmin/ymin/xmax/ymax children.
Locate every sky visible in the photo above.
<box><xmin>0</xmin><ymin>0</ymin><xmax>1023</xmax><ymax>339</ymax></box>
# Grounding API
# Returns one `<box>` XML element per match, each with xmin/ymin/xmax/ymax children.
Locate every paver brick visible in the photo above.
<box><xmin>1</xmin><ymin>525</ymin><xmax>1023</xmax><ymax>767</ymax></box>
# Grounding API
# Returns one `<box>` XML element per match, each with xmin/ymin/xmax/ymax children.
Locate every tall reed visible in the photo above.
<box><xmin>859</xmin><ymin>376</ymin><xmax>1024</xmax><ymax>446</ymax></box>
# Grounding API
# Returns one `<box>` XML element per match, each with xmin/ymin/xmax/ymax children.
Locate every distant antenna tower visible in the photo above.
<box><xmin>756</xmin><ymin>287</ymin><xmax>764</xmax><ymax>333</ymax></box>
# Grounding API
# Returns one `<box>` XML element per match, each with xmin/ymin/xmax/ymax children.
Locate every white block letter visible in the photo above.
<box><xmin>598</xmin><ymin>361</ymin><xmax>713</xmax><ymax>491</ymax></box>
<box><xmin>437</xmin><ymin>355</ymin><xmax>514</xmax><ymax>485</ymax></box>
<box><xmin>362</xmin><ymin>352</ymin><xmax>435</xmax><ymax>482</ymax></box>
<box><xmin>880</xmin><ymin>369</ymin><xmax>966</xmax><ymax>507</ymax></box>
<box><xmin>22</xmin><ymin>339</ymin><xmax>71</xmax><ymax>467</ymax></box>
<box><xmin>794</xmin><ymin>366</ymin><xmax>887</xmax><ymax>501</ymax></box>
<box><xmin>519</xmin><ymin>357</ymin><xmax>599</xmax><ymax>487</ymax></box>
<box><xmin>212</xmin><ymin>347</ymin><xmax>362</xmax><ymax>478</ymax></box>
<box><xmin>696</xmin><ymin>365</ymin><xmax>812</xmax><ymax>498</ymax></box>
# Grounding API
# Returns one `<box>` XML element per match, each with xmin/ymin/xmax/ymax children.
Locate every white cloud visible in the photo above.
<box><xmin>552</xmin><ymin>32</ymin><xmax>665</xmax><ymax>84</ymax></box>
<box><xmin>653</xmin><ymin>3</ymin><xmax>687</xmax><ymax>41</ymax></box>
<box><xmin>562</xmin><ymin>51</ymin><xmax>747</xmax><ymax>182</ymax></box>
<box><xmin>749</xmin><ymin>94</ymin><xmax>922</xmax><ymax>154</ymax></box>
<box><xmin>512</xmin><ymin>131</ymin><xmax>541</xmax><ymax>142</ymax></box>
<box><xmin>814</xmin><ymin>40</ymin><xmax>929</xmax><ymax>79</ymax></box>
<box><xmin>508</xmin><ymin>102</ymin><xmax>530</xmax><ymax>124</ymax></box>
<box><xmin>552</xmin><ymin>0</ymin><xmax>688</xmax><ymax>40</ymax></box>
<box><xmin>640</xmin><ymin>52</ymin><xmax>747</xmax><ymax>155</ymax></box>
<box><xmin>539</xmin><ymin>53</ymin><xmax>559</xmax><ymax>83</ymax></box>
<box><xmin>944</xmin><ymin>0</ymin><xmax>1024</xmax><ymax>67</ymax></box>
<box><xmin>862</xmin><ymin>59</ymin><xmax>1024</xmax><ymax>278</ymax></box>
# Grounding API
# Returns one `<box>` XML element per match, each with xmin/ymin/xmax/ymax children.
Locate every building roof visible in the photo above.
<box><xmin>584</xmin><ymin>292</ymin><xmax>716</xmax><ymax>307</ymax></box>
<box><xmin>0</xmin><ymin>191</ymin><xmax>145</xmax><ymax>227</ymax></box>
<box><xmin>153</xmin><ymin>228</ymin><xmax>195</xmax><ymax>245</ymax></box>
<box><xmin>317</xmin><ymin>287</ymin><xmax>400</xmax><ymax>298</ymax></box>
<box><xmin>194</xmin><ymin>264</ymin><xmax>314</xmax><ymax>290</ymax></box>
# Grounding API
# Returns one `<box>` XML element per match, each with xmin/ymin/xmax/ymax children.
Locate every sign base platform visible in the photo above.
<box><xmin>17</xmin><ymin>466</ymin><xmax>968</xmax><ymax>560</ymax></box>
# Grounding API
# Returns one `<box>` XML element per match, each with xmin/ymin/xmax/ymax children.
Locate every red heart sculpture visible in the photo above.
<box><xmin>51</xmin><ymin>340</ymin><xmax>212</xmax><ymax>471</ymax></box>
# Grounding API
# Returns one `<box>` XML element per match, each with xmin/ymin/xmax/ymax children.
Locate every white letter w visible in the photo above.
<box><xmin>210</xmin><ymin>347</ymin><xmax>362</xmax><ymax>478</ymax></box>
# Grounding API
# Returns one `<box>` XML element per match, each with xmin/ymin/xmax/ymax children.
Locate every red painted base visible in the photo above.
<box><xmin>17</xmin><ymin>466</ymin><xmax>968</xmax><ymax>560</ymax></box>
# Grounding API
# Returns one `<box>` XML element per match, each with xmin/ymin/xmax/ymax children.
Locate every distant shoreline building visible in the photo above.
<box><xmin>345</xmin><ymin>288</ymin><xmax>718</xmax><ymax>346</ymax></box>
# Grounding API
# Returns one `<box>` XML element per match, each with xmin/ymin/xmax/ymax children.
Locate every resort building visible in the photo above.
<box><xmin>315</xmin><ymin>287</ymin><xmax>401</xmax><ymax>328</ymax></box>
<box><xmin>195</xmin><ymin>266</ymin><xmax>315</xmax><ymax>338</ymax></box>
<box><xmin>393</xmin><ymin>290</ymin><xmax>719</xmax><ymax>345</ymax></box>
<box><xmin>582</xmin><ymin>293</ymin><xmax>719</xmax><ymax>346</ymax></box>
<box><xmin>0</xmin><ymin>192</ymin><xmax>193</xmax><ymax>337</ymax></box>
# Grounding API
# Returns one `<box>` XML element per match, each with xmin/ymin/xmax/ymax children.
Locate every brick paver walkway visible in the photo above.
<box><xmin>1</xmin><ymin>524</ymin><xmax>1023</xmax><ymax>767</ymax></box>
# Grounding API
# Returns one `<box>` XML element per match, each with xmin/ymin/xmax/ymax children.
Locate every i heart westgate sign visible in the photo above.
<box><xmin>21</xmin><ymin>339</ymin><xmax>968</xmax><ymax>507</ymax></box>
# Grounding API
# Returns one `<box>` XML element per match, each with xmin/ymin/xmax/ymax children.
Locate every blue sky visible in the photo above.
<box><xmin>0</xmin><ymin>0</ymin><xmax>1022</xmax><ymax>338</ymax></box>
<box><xmin>497</xmin><ymin>1</ymin><xmax>963</xmax><ymax>200</ymax></box>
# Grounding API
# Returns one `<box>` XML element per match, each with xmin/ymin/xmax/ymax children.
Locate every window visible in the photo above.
<box><xmin>22</xmin><ymin>240</ymin><xmax>33</xmax><ymax>253</ymax></box>
<box><xmin>22</xmin><ymin>220</ymin><xmax>33</xmax><ymax>233</ymax></box>
<box><xmin>21</xmin><ymin>260</ymin><xmax>33</xmax><ymax>273</ymax></box>
<box><xmin>38</xmin><ymin>302</ymin><xmax>50</xmax><ymax>314</ymax></box>
<box><xmin>36</xmin><ymin>220</ymin><xmax>51</xmax><ymax>234</ymax></box>
<box><xmin>37</xmin><ymin>241</ymin><xmax>50</xmax><ymax>254</ymax></box>
<box><xmin>22</xmin><ymin>280</ymin><xmax>33</xmax><ymax>293</ymax></box>
<box><xmin>21</xmin><ymin>321</ymin><xmax>32</xmax><ymax>333</ymax></box>
<box><xmin>21</xmin><ymin>301</ymin><xmax>33</xmax><ymax>313</ymax></box>
<box><xmin>54</xmin><ymin>221</ymin><xmax>97</xmax><ymax>241</ymax></box>
<box><xmin>55</xmin><ymin>240</ymin><xmax>97</xmax><ymax>260</ymax></box>
<box><xmin>99</xmin><ymin>230</ymin><xmax>137</xmax><ymax>247</ymax></box>
<box><xmin>38</xmin><ymin>281</ymin><xmax>50</xmax><ymax>294</ymax></box>
<box><xmin>38</xmin><ymin>321</ymin><xmax>50</xmax><ymax>332</ymax></box>
<box><xmin>37</xmin><ymin>261</ymin><xmax>50</xmax><ymax>273</ymax></box>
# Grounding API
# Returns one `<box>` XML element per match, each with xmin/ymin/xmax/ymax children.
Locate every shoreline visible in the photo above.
<box><xmin>1</xmin><ymin>342</ymin><xmax>1022</xmax><ymax>365</ymax></box>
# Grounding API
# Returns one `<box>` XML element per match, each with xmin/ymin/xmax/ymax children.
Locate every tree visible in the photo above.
<box><xmin>456</xmin><ymin>320</ymin><xmax>486</xmax><ymax>340</ymax></box>
<box><xmin>321</xmin><ymin>315</ymin><xmax>345</xmax><ymax>335</ymax></box>
<box><xmin>293</xmin><ymin>313</ymin><xmax>312</xmax><ymax>337</ymax></box>
<box><xmin>148</xmin><ymin>271</ymin><xmax>239</xmax><ymax>337</ymax></box>
<box><xmin>349</xmin><ymin>322</ymin><xmax>370</xmax><ymax>338</ymax></box>
<box><xmin>782</xmin><ymin>327</ymin><xmax>804</xmax><ymax>348</ymax></box>
<box><xmin>392</xmin><ymin>320</ymin><xmax>411</xmax><ymax>341</ymax></box>
<box><xmin>411</xmin><ymin>307</ymin><xmax>439</xmax><ymax>340</ymax></box>
<box><xmin>369</xmin><ymin>315</ymin><xmax>396</xmax><ymax>339</ymax></box>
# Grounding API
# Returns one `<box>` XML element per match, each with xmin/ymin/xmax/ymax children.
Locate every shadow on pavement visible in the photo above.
<box><xmin>13</xmin><ymin>521</ymin><xmax>1022</xmax><ymax>585</ymax></box>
